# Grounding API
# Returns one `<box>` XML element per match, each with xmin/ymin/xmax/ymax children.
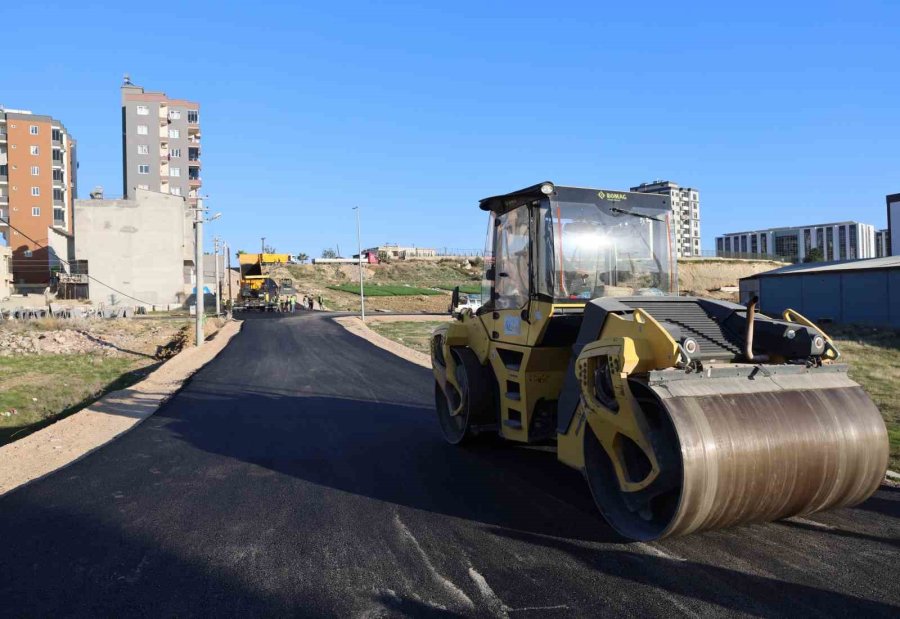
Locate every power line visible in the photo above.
<box><xmin>1</xmin><ymin>217</ymin><xmax>162</xmax><ymax>306</ymax></box>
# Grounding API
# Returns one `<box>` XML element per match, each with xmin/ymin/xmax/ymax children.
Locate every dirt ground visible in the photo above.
<box><xmin>679</xmin><ymin>258</ymin><xmax>787</xmax><ymax>299</ymax></box>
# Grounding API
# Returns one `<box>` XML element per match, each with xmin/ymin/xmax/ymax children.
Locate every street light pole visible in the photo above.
<box><xmin>214</xmin><ymin>236</ymin><xmax>221</xmax><ymax>316</ymax></box>
<box><xmin>261</xmin><ymin>237</ymin><xmax>266</xmax><ymax>254</ymax></box>
<box><xmin>225</xmin><ymin>241</ymin><xmax>233</xmax><ymax>316</ymax></box>
<box><xmin>353</xmin><ymin>206</ymin><xmax>365</xmax><ymax>321</ymax></box>
<box><xmin>194</xmin><ymin>200</ymin><xmax>205</xmax><ymax>347</ymax></box>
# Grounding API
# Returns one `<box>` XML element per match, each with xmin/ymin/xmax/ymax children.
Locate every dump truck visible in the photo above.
<box><xmin>237</xmin><ymin>253</ymin><xmax>292</xmax><ymax>310</ymax></box>
<box><xmin>431</xmin><ymin>182</ymin><xmax>888</xmax><ymax>541</ymax></box>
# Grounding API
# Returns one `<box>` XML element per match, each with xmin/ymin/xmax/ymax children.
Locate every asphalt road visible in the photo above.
<box><xmin>1</xmin><ymin>312</ymin><xmax>897</xmax><ymax>618</ymax></box>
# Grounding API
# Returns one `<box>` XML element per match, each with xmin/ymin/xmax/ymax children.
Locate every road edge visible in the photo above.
<box><xmin>333</xmin><ymin>315</ymin><xmax>431</xmax><ymax>368</ymax></box>
<box><xmin>0</xmin><ymin>319</ymin><xmax>244</xmax><ymax>497</ymax></box>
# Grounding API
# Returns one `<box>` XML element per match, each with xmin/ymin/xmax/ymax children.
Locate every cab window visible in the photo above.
<box><xmin>494</xmin><ymin>206</ymin><xmax>530</xmax><ymax>310</ymax></box>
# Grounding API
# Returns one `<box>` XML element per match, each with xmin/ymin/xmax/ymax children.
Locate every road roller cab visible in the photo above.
<box><xmin>431</xmin><ymin>182</ymin><xmax>889</xmax><ymax>541</ymax></box>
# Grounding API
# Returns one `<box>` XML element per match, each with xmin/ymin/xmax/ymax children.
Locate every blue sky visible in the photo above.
<box><xmin>4</xmin><ymin>1</ymin><xmax>898</xmax><ymax>256</ymax></box>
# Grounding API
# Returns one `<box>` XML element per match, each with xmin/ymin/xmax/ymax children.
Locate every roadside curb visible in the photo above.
<box><xmin>887</xmin><ymin>470</ymin><xmax>900</xmax><ymax>482</ymax></box>
<box><xmin>0</xmin><ymin>320</ymin><xmax>243</xmax><ymax>497</ymax></box>
<box><xmin>334</xmin><ymin>315</ymin><xmax>432</xmax><ymax>368</ymax></box>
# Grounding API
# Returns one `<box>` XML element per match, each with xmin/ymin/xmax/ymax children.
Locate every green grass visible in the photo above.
<box><xmin>828</xmin><ymin>325</ymin><xmax>900</xmax><ymax>472</ymax></box>
<box><xmin>327</xmin><ymin>284</ymin><xmax>444</xmax><ymax>296</ymax></box>
<box><xmin>368</xmin><ymin>321</ymin><xmax>448</xmax><ymax>354</ymax></box>
<box><xmin>433</xmin><ymin>283</ymin><xmax>481</xmax><ymax>294</ymax></box>
<box><xmin>0</xmin><ymin>354</ymin><xmax>154</xmax><ymax>444</ymax></box>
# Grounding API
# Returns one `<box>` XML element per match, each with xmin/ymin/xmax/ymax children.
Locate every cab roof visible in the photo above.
<box><xmin>479</xmin><ymin>182</ymin><xmax>670</xmax><ymax>215</ymax></box>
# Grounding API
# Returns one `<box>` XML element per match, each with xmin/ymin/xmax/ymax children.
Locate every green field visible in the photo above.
<box><xmin>0</xmin><ymin>354</ymin><xmax>151</xmax><ymax>444</ymax></box>
<box><xmin>368</xmin><ymin>320</ymin><xmax>900</xmax><ymax>472</ymax></box>
<box><xmin>368</xmin><ymin>321</ymin><xmax>448</xmax><ymax>354</ymax></box>
<box><xmin>434</xmin><ymin>283</ymin><xmax>481</xmax><ymax>294</ymax></box>
<box><xmin>327</xmin><ymin>284</ymin><xmax>444</xmax><ymax>296</ymax></box>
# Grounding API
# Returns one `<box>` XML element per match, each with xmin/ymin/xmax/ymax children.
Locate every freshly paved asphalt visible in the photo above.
<box><xmin>1</xmin><ymin>312</ymin><xmax>897</xmax><ymax>618</ymax></box>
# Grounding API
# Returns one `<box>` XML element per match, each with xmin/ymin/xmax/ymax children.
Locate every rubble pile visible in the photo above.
<box><xmin>0</xmin><ymin>329</ymin><xmax>119</xmax><ymax>357</ymax></box>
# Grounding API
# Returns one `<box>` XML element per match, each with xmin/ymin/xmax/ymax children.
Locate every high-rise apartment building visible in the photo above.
<box><xmin>715</xmin><ymin>222</ymin><xmax>876</xmax><ymax>263</ymax></box>
<box><xmin>121</xmin><ymin>80</ymin><xmax>201</xmax><ymax>204</ymax></box>
<box><xmin>0</xmin><ymin>107</ymin><xmax>77</xmax><ymax>287</ymax></box>
<box><xmin>630</xmin><ymin>181</ymin><xmax>701</xmax><ymax>257</ymax></box>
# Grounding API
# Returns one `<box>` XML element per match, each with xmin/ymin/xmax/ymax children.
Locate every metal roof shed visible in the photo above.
<box><xmin>739</xmin><ymin>256</ymin><xmax>900</xmax><ymax>327</ymax></box>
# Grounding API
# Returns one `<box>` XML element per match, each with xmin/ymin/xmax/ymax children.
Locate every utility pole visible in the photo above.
<box><xmin>194</xmin><ymin>200</ymin><xmax>205</xmax><ymax>347</ymax></box>
<box><xmin>213</xmin><ymin>236</ymin><xmax>221</xmax><ymax>316</ymax></box>
<box><xmin>353</xmin><ymin>206</ymin><xmax>365</xmax><ymax>321</ymax></box>
<box><xmin>225</xmin><ymin>241</ymin><xmax>233</xmax><ymax>316</ymax></box>
<box><xmin>261</xmin><ymin>237</ymin><xmax>266</xmax><ymax>254</ymax></box>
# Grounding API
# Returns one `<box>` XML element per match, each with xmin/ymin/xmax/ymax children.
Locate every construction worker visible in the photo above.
<box><xmin>290</xmin><ymin>295</ymin><xmax>296</xmax><ymax>313</ymax></box>
<box><xmin>264</xmin><ymin>290</ymin><xmax>270</xmax><ymax>311</ymax></box>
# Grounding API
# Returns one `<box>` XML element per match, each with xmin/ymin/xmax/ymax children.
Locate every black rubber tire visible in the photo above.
<box><xmin>435</xmin><ymin>347</ymin><xmax>494</xmax><ymax>445</ymax></box>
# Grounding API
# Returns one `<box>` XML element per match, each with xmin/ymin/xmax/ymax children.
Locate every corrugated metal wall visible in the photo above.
<box><xmin>752</xmin><ymin>268</ymin><xmax>900</xmax><ymax>327</ymax></box>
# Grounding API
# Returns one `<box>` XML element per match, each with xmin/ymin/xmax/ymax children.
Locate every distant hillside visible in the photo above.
<box><xmin>275</xmin><ymin>257</ymin><xmax>784</xmax><ymax>311</ymax></box>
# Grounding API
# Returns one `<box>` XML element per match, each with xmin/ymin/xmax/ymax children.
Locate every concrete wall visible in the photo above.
<box><xmin>74</xmin><ymin>189</ymin><xmax>187</xmax><ymax>306</ymax></box>
<box><xmin>743</xmin><ymin>269</ymin><xmax>900</xmax><ymax>328</ymax></box>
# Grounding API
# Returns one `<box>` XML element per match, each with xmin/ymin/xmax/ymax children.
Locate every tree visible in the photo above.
<box><xmin>297</xmin><ymin>252</ymin><xmax>309</xmax><ymax>263</ymax></box>
<box><xmin>321</xmin><ymin>248</ymin><xmax>337</xmax><ymax>259</ymax></box>
<box><xmin>235</xmin><ymin>249</ymin><xmax>246</xmax><ymax>258</ymax></box>
<box><xmin>263</xmin><ymin>244</ymin><xmax>277</xmax><ymax>254</ymax></box>
<box><xmin>803</xmin><ymin>247</ymin><xmax>824</xmax><ymax>263</ymax></box>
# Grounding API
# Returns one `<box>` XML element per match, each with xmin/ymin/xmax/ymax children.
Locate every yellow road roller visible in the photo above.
<box><xmin>431</xmin><ymin>182</ymin><xmax>888</xmax><ymax>541</ymax></box>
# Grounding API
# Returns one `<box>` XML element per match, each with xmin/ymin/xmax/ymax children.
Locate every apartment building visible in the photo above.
<box><xmin>716</xmin><ymin>222</ymin><xmax>876</xmax><ymax>263</ymax></box>
<box><xmin>630</xmin><ymin>180</ymin><xmax>701</xmax><ymax>257</ymax></box>
<box><xmin>121</xmin><ymin>79</ymin><xmax>201</xmax><ymax>204</ymax></box>
<box><xmin>0</xmin><ymin>107</ymin><xmax>77</xmax><ymax>287</ymax></box>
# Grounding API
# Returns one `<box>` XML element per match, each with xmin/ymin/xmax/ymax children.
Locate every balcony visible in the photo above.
<box><xmin>188</xmin><ymin>177</ymin><xmax>202</xmax><ymax>187</ymax></box>
<box><xmin>0</xmin><ymin>207</ymin><xmax>8</xmax><ymax>223</ymax></box>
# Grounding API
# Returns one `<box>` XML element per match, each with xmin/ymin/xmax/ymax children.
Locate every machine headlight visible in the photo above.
<box><xmin>540</xmin><ymin>183</ymin><xmax>554</xmax><ymax>195</ymax></box>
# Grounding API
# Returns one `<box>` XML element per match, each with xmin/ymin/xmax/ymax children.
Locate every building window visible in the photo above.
<box><xmin>724</xmin><ymin>237</ymin><xmax>731</xmax><ymax>252</ymax></box>
<box><xmin>170</xmin><ymin>187</ymin><xmax>182</xmax><ymax>196</ymax></box>
<box><xmin>187</xmin><ymin>110</ymin><xmax>199</xmax><ymax>124</ymax></box>
<box><xmin>849</xmin><ymin>224</ymin><xmax>858</xmax><ymax>259</ymax></box>
<box><xmin>29</xmin><ymin>125</ymin><xmax>39</xmax><ymax>135</ymax></box>
<box><xmin>137</xmin><ymin>144</ymin><xmax>149</xmax><ymax>155</ymax></box>
<box><xmin>170</xmin><ymin>167</ymin><xmax>181</xmax><ymax>177</ymax></box>
<box><xmin>30</xmin><ymin>145</ymin><xmax>40</xmax><ymax>156</ymax></box>
<box><xmin>137</xmin><ymin>184</ymin><xmax>149</xmax><ymax>190</ymax></box>
<box><xmin>136</xmin><ymin>105</ymin><xmax>149</xmax><ymax>115</ymax></box>
<box><xmin>839</xmin><ymin>226</ymin><xmax>846</xmax><ymax>260</ymax></box>
<box><xmin>740</xmin><ymin>236</ymin><xmax>748</xmax><ymax>253</ymax></box>
<box><xmin>137</xmin><ymin>125</ymin><xmax>148</xmax><ymax>135</ymax></box>
<box><xmin>168</xmin><ymin>128</ymin><xmax>180</xmax><ymax>138</ymax></box>
<box><xmin>761</xmin><ymin>235</ymin><xmax>768</xmax><ymax>254</ymax></box>
<box><xmin>32</xmin><ymin>206</ymin><xmax>40</xmax><ymax>216</ymax></box>
<box><xmin>52</xmin><ymin>128</ymin><xmax>62</xmax><ymax>141</ymax></box>
<box><xmin>170</xmin><ymin>147</ymin><xmax>181</xmax><ymax>158</ymax></box>
<box><xmin>170</xmin><ymin>110</ymin><xmax>181</xmax><ymax>120</ymax></box>
<box><xmin>31</xmin><ymin>187</ymin><xmax>40</xmax><ymax>196</ymax></box>
<box><xmin>52</xmin><ymin>169</ymin><xmax>63</xmax><ymax>181</ymax></box>
<box><xmin>53</xmin><ymin>188</ymin><xmax>64</xmax><ymax>201</ymax></box>
<box><xmin>775</xmin><ymin>234</ymin><xmax>799</xmax><ymax>260</ymax></box>
<box><xmin>826</xmin><ymin>227</ymin><xmax>834</xmax><ymax>261</ymax></box>
<box><xmin>138</xmin><ymin>164</ymin><xmax>150</xmax><ymax>175</ymax></box>
<box><xmin>30</xmin><ymin>166</ymin><xmax>40</xmax><ymax>176</ymax></box>
<box><xmin>803</xmin><ymin>229</ymin><xmax>811</xmax><ymax>255</ymax></box>
<box><xmin>53</xmin><ymin>207</ymin><xmax>65</xmax><ymax>223</ymax></box>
